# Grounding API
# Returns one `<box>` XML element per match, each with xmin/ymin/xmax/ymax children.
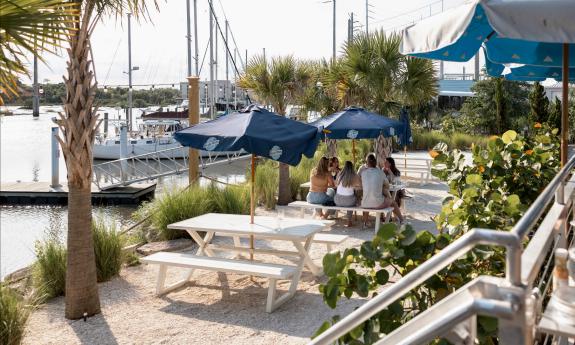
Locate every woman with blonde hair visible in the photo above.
<box><xmin>306</xmin><ymin>156</ymin><xmax>335</xmax><ymax>218</ymax></box>
<box><xmin>334</xmin><ymin>161</ymin><xmax>361</xmax><ymax>226</ymax></box>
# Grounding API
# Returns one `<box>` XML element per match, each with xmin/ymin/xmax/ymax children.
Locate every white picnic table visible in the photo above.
<box><xmin>144</xmin><ymin>213</ymin><xmax>332</xmax><ymax>312</ymax></box>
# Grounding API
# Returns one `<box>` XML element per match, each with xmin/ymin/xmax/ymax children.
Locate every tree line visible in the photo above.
<box><xmin>6</xmin><ymin>83</ymin><xmax>181</xmax><ymax>108</ymax></box>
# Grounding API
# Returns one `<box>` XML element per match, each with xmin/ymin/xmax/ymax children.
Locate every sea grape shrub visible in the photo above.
<box><xmin>431</xmin><ymin>124</ymin><xmax>560</xmax><ymax>236</ymax></box>
<box><xmin>315</xmin><ymin>223</ymin><xmax>456</xmax><ymax>344</ymax></box>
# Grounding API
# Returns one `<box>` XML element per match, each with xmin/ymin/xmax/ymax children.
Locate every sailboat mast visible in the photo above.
<box><xmin>209</xmin><ymin>2</ymin><xmax>215</xmax><ymax>119</ymax></box>
<box><xmin>127</xmin><ymin>13</ymin><xmax>133</xmax><ymax>131</ymax></box>
<box><xmin>225</xmin><ymin>20</ymin><xmax>229</xmax><ymax>112</ymax></box>
<box><xmin>194</xmin><ymin>0</ymin><xmax>199</xmax><ymax>76</ymax></box>
<box><xmin>186</xmin><ymin>0</ymin><xmax>192</xmax><ymax>77</ymax></box>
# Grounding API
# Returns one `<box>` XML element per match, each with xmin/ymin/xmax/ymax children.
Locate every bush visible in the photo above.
<box><xmin>136</xmin><ymin>183</ymin><xmax>251</xmax><ymax>240</ymax></box>
<box><xmin>411</xmin><ymin>130</ymin><xmax>487</xmax><ymax>150</ymax></box>
<box><xmin>93</xmin><ymin>220</ymin><xmax>124</xmax><ymax>282</ymax></box>
<box><xmin>0</xmin><ymin>285</ymin><xmax>34</xmax><ymax>345</ymax></box>
<box><xmin>32</xmin><ymin>240</ymin><xmax>66</xmax><ymax>299</ymax></box>
<box><xmin>254</xmin><ymin>161</ymin><xmax>279</xmax><ymax>209</ymax></box>
<box><xmin>432</xmin><ymin>124</ymin><xmax>560</xmax><ymax>235</ymax></box>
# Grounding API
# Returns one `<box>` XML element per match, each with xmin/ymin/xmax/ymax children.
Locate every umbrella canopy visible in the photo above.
<box><xmin>401</xmin><ymin>0</ymin><xmax>575</xmax><ymax>67</ymax></box>
<box><xmin>400</xmin><ymin>0</ymin><xmax>575</xmax><ymax>165</ymax></box>
<box><xmin>308</xmin><ymin>106</ymin><xmax>404</xmax><ymax>140</ymax></box>
<box><xmin>485</xmin><ymin>50</ymin><xmax>575</xmax><ymax>81</ymax></box>
<box><xmin>174</xmin><ymin>105</ymin><xmax>321</xmax><ymax>166</ymax></box>
<box><xmin>399</xmin><ymin>108</ymin><xmax>413</xmax><ymax>147</ymax></box>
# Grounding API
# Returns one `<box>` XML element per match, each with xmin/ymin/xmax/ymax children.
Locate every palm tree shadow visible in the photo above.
<box><xmin>70</xmin><ymin>313</ymin><xmax>119</xmax><ymax>345</ymax></box>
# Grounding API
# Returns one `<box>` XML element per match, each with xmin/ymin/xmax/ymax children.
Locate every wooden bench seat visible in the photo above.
<box><xmin>287</xmin><ymin>201</ymin><xmax>393</xmax><ymax>233</ymax></box>
<box><xmin>142</xmin><ymin>252</ymin><xmax>298</xmax><ymax>312</ymax></box>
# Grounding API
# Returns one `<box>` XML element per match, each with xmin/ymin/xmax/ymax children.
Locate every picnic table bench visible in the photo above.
<box><xmin>287</xmin><ymin>200</ymin><xmax>393</xmax><ymax>233</ymax></box>
<box><xmin>141</xmin><ymin>214</ymin><xmax>336</xmax><ymax>313</ymax></box>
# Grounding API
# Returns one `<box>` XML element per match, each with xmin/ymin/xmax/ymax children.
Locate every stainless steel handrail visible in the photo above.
<box><xmin>309</xmin><ymin>154</ymin><xmax>575</xmax><ymax>345</ymax></box>
<box><xmin>309</xmin><ymin>229</ymin><xmax>521</xmax><ymax>345</ymax></box>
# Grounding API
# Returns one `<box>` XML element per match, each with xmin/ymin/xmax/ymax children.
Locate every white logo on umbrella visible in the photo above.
<box><xmin>203</xmin><ymin>137</ymin><xmax>220</xmax><ymax>151</ymax></box>
<box><xmin>389</xmin><ymin>127</ymin><xmax>395</xmax><ymax>136</ymax></box>
<box><xmin>346</xmin><ymin>130</ymin><xmax>358</xmax><ymax>139</ymax></box>
<box><xmin>269</xmin><ymin>145</ymin><xmax>283</xmax><ymax>160</ymax></box>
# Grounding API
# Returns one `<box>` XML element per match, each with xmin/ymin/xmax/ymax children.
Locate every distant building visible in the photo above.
<box><xmin>437</xmin><ymin>77</ymin><xmax>476</xmax><ymax>110</ymax></box>
<box><xmin>180</xmin><ymin>80</ymin><xmax>248</xmax><ymax>106</ymax></box>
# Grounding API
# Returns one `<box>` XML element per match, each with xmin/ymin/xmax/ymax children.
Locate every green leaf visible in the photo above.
<box><xmin>354</xmin><ymin>275</ymin><xmax>370</xmax><ymax>297</ymax></box>
<box><xmin>436</xmin><ymin>234</ymin><xmax>451</xmax><ymax>249</ymax></box>
<box><xmin>375</xmin><ymin>269</ymin><xmax>389</xmax><ymax>285</ymax></box>
<box><xmin>349</xmin><ymin>324</ymin><xmax>364</xmax><ymax>340</ymax></box>
<box><xmin>312</xmin><ymin>321</ymin><xmax>332</xmax><ymax>339</ymax></box>
<box><xmin>377</xmin><ymin>223</ymin><xmax>397</xmax><ymax>240</ymax></box>
<box><xmin>478</xmin><ymin>316</ymin><xmax>498</xmax><ymax>333</ymax></box>
<box><xmin>322</xmin><ymin>252</ymin><xmax>341</xmax><ymax>277</ymax></box>
<box><xmin>400</xmin><ymin>228</ymin><xmax>417</xmax><ymax>246</ymax></box>
<box><xmin>501</xmin><ymin>130</ymin><xmax>517</xmax><ymax>144</ymax></box>
<box><xmin>323</xmin><ymin>278</ymin><xmax>340</xmax><ymax>309</ymax></box>
<box><xmin>465</xmin><ymin>174</ymin><xmax>483</xmax><ymax>185</ymax></box>
<box><xmin>504</xmin><ymin>194</ymin><xmax>521</xmax><ymax>214</ymax></box>
<box><xmin>360</xmin><ymin>242</ymin><xmax>380</xmax><ymax>261</ymax></box>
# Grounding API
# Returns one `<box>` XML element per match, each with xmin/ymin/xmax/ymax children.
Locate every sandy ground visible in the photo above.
<box><xmin>23</xmin><ymin>181</ymin><xmax>448</xmax><ymax>345</ymax></box>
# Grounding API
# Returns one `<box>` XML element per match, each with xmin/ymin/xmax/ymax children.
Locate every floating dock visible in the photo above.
<box><xmin>0</xmin><ymin>182</ymin><xmax>156</xmax><ymax>205</ymax></box>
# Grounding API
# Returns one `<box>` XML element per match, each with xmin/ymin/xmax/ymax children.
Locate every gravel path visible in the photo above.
<box><xmin>23</xmin><ymin>181</ymin><xmax>448</xmax><ymax>345</ymax></box>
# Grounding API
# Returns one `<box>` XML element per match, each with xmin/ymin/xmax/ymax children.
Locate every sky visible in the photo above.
<box><xmin>25</xmin><ymin>0</ymin><xmax>477</xmax><ymax>87</ymax></box>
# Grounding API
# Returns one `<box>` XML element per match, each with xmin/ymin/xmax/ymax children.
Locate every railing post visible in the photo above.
<box><xmin>555</xmin><ymin>179</ymin><xmax>565</xmax><ymax>205</ymax></box>
<box><xmin>120</xmin><ymin>125</ymin><xmax>128</xmax><ymax>184</ymax></box>
<box><xmin>103</xmin><ymin>112</ymin><xmax>109</xmax><ymax>137</ymax></box>
<box><xmin>50</xmin><ymin>127</ymin><xmax>61</xmax><ymax>188</ymax></box>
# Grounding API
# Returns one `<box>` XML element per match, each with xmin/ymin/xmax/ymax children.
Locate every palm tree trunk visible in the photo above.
<box><xmin>277</xmin><ymin>162</ymin><xmax>291</xmax><ymax>205</ymax></box>
<box><xmin>65</xmin><ymin>186</ymin><xmax>100</xmax><ymax>318</ymax></box>
<box><xmin>58</xmin><ymin>6</ymin><xmax>101</xmax><ymax>319</ymax></box>
<box><xmin>326</xmin><ymin>139</ymin><xmax>337</xmax><ymax>157</ymax></box>
<box><xmin>374</xmin><ymin>134</ymin><xmax>392</xmax><ymax>168</ymax></box>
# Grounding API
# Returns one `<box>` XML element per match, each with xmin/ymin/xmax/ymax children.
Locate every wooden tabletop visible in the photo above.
<box><xmin>168</xmin><ymin>213</ymin><xmax>331</xmax><ymax>240</ymax></box>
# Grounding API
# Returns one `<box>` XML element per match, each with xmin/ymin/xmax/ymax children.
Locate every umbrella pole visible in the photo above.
<box><xmin>250</xmin><ymin>154</ymin><xmax>255</xmax><ymax>262</ymax></box>
<box><xmin>352</xmin><ymin>139</ymin><xmax>356</xmax><ymax>165</ymax></box>
<box><xmin>561</xmin><ymin>43</ymin><xmax>569</xmax><ymax>167</ymax></box>
<box><xmin>404</xmin><ymin>146</ymin><xmax>407</xmax><ymax>172</ymax></box>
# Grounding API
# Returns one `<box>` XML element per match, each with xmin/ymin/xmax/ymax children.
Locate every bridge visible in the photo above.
<box><xmin>92</xmin><ymin>146</ymin><xmax>249</xmax><ymax>190</ymax></box>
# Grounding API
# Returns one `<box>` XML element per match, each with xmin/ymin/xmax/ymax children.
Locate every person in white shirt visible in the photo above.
<box><xmin>334</xmin><ymin>161</ymin><xmax>361</xmax><ymax>227</ymax></box>
<box><xmin>359</xmin><ymin>154</ymin><xmax>404</xmax><ymax>226</ymax></box>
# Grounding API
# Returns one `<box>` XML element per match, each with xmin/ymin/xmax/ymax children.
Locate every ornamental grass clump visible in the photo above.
<box><xmin>32</xmin><ymin>239</ymin><xmax>67</xmax><ymax>300</ymax></box>
<box><xmin>92</xmin><ymin>219</ymin><xmax>124</xmax><ymax>282</ymax></box>
<box><xmin>254</xmin><ymin>161</ymin><xmax>279</xmax><ymax>209</ymax></box>
<box><xmin>137</xmin><ymin>183</ymin><xmax>251</xmax><ymax>240</ymax></box>
<box><xmin>0</xmin><ymin>284</ymin><xmax>37</xmax><ymax>345</ymax></box>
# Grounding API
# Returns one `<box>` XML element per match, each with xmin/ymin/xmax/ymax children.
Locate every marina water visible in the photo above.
<box><xmin>0</xmin><ymin>106</ymin><xmax>247</xmax><ymax>279</ymax></box>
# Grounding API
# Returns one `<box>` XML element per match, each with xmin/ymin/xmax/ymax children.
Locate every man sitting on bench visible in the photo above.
<box><xmin>359</xmin><ymin>153</ymin><xmax>404</xmax><ymax>227</ymax></box>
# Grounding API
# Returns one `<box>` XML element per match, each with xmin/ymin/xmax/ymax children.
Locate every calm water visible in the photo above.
<box><xmin>0</xmin><ymin>107</ymin><xmax>247</xmax><ymax>279</ymax></box>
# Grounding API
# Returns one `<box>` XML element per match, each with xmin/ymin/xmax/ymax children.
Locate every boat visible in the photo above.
<box><xmin>93</xmin><ymin>119</ymin><xmax>242</xmax><ymax>160</ymax></box>
<box><xmin>93</xmin><ymin>120</ymin><xmax>187</xmax><ymax>159</ymax></box>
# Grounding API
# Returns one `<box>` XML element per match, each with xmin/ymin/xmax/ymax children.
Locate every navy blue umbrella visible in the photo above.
<box><xmin>308</xmin><ymin>106</ymin><xmax>404</xmax><ymax>140</ymax></box>
<box><xmin>175</xmin><ymin>105</ymin><xmax>321</xmax><ymax>166</ymax></box>
<box><xmin>399</xmin><ymin>108</ymin><xmax>412</xmax><ymax>147</ymax></box>
<box><xmin>174</xmin><ymin>104</ymin><xmax>321</xmax><ymax>232</ymax></box>
<box><xmin>308</xmin><ymin>106</ymin><xmax>405</xmax><ymax>164</ymax></box>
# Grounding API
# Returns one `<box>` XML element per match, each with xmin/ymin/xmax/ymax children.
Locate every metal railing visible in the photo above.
<box><xmin>92</xmin><ymin>146</ymin><xmax>249</xmax><ymax>190</ymax></box>
<box><xmin>310</xmin><ymin>155</ymin><xmax>575</xmax><ymax>345</ymax></box>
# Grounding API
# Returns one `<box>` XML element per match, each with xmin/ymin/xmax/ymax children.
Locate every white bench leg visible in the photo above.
<box><xmin>326</xmin><ymin>243</ymin><xmax>333</xmax><ymax>252</ymax></box>
<box><xmin>156</xmin><ymin>264</ymin><xmax>168</xmax><ymax>294</ymax></box>
<box><xmin>385</xmin><ymin>210</ymin><xmax>392</xmax><ymax>223</ymax></box>
<box><xmin>266</xmin><ymin>278</ymin><xmax>278</xmax><ymax>313</ymax></box>
<box><xmin>300</xmin><ymin>208</ymin><xmax>305</xmax><ymax>218</ymax></box>
<box><xmin>375</xmin><ymin>214</ymin><xmax>381</xmax><ymax>234</ymax></box>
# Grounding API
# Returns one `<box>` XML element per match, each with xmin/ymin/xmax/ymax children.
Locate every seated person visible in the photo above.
<box><xmin>383</xmin><ymin>157</ymin><xmax>406</xmax><ymax>207</ymax></box>
<box><xmin>306</xmin><ymin>156</ymin><xmax>335</xmax><ymax>219</ymax></box>
<box><xmin>359</xmin><ymin>154</ymin><xmax>404</xmax><ymax>226</ymax></box>
<box><xmin>334</xmin><ymin>161</ymin><xmax>361</xmax><ymax>227</ymax></box>
<box><xmin>329</xmin><ymin>157</ymin><xmax>341</xmax><ymax>180</ymax></box>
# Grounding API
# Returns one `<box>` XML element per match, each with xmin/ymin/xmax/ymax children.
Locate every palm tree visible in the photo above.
<box><xmin>0</xmin><ymin>0</ymin><xmax>77</xmax><ymax>104</ymax></box>
<box><xmin>52</xmin><ymin>0</ymin><xmax>157</xmax><ymax>320</ymax></box>
<box><xmin>341</xmin><ymin>30</ymin><xmax>437</xmax><ymax>165</ymax></box>
<box><xmin>238</xmin><ymin>55</ymin><xmax>312</xmax><ymax>205</ymax></box>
